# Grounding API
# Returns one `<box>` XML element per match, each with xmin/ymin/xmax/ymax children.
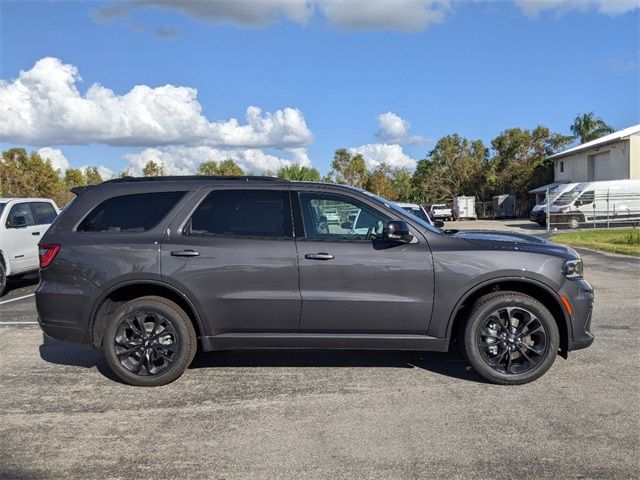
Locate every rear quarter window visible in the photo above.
<box><xmin>77</xmin><ymin>191</ymin><xmax>186</xmax><ymax>233</ymax></box>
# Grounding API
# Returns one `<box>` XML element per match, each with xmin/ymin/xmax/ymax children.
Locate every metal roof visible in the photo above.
<box><xmin>548</xmin><ymin>124</ymin><xmax>640</xmax><ymax>160</ymax></box>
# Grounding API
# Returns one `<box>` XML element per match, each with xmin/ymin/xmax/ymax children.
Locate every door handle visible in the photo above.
<box><xmin>32</xmin><ymin>232</ymin><xmax>40</xmax><ymax>236</ymax></box>
<box><xmin>170</xmin><ymin>250</ymin><xmax>200</xmax><ymax>257</ymax></box>
<box><xmin>305</xmin><ymin>252</ymin><xmax>334</xmax><ymax>260</ymax></box>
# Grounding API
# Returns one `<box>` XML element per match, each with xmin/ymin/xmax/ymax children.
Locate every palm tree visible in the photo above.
<box><xmin>570</xmin><ymin>112</ymin><xmax>614</xmax><ymax>144</ymax></box>
<box><xmin>276</xmin><ymin>164</ymin><xmax>321</xmax><ymax>181</ymax></box>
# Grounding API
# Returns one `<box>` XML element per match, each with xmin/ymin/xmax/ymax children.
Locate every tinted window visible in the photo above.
<box><xmin>7</xmin><ymin>203</ymin><xmax>35</xmax><ymax>227</ymax></box>
<box><xmin>298</xmin><ymin>192</ymin><xmax>388</xmax><ymax>240</ymax></box>
<box><xmin>186</xmin><ymin>190</ymin><xmax>291</xmax><ymax>238</ymax></box>
<box><xmin>31</xmin><ymin>202</ymin><xmax>57</xmax><ymax>225</ymax></box>
<box><xmin>78</xmin><ymin>191</ymin><xmax>186</xmax><ymax>233</ymax></box>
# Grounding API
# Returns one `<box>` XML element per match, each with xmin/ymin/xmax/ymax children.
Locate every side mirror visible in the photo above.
<box><xmin>340</xmin><ymin>221</ymin><xmax>353</xmax><ymax>230</ymax></box>
<box><xmin>434</xmin><ymin>220</ymin><xmax>445</xmax><ymax>228</ymax></box>
<box><xmin>383</xmin><ymin>220</ymin><xmax>413</xmax><ymax>244</ymax></box>
<box><xmin>7</xmin><ymin>215</ymin><xmax>28</xmax><ymax>228</ymax></box>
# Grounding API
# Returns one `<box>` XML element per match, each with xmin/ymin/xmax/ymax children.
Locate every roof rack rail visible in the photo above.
<box><xmin>102</xmin><ymin>175</ymin><xmax>286</xmax><ymax>184</ymax></box>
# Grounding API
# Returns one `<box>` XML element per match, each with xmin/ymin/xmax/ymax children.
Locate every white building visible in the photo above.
<box><xmin>549</xmin><ymin>124</ymin><xmax>640</xmax><ymax>183</ymax></box>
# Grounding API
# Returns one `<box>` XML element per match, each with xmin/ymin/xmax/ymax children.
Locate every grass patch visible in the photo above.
<box><xmin>551</xmin><ymin>228</ymin><xmax>640</xmax><ymax>256</ymax></box>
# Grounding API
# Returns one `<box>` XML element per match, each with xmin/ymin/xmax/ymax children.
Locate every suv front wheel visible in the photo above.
<box><xmin>103</xmin><ymin>296</ymin><xmax>197</xmax><ymax>387</ymax></box>
<box><xmin>463</xmin><ymin>291</ymin><xmax>559</xmax><ymax>385</ymax></box>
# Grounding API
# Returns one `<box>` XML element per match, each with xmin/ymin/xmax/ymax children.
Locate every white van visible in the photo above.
<box><xmin>548</xmin><ymin>180</ymin><xmax>640</xmax><ymax>229</ymax></box>
<box><xmin>529</xmin><ymin>183</ymin><xmax>578</xmax><ymax>226</ymax></box>
<box><xmin>0</xmin><ymin>198</ymin><xmax>60</xmax><ymax>296</ymax></box>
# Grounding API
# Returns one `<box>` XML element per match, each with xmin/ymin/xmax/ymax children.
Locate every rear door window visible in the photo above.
<box><xmin>185</xmin><ymin>190</ymin><xmax>291</xmax><ymax>238</ymax></box>
<box><xmin>30</xmin><ymin>202</ymin><xmax>58</xmax><ymax>225</ymax></box>
<box><xmin>78</xmin><ymin>191</ymin><xmax>186</xmax><ymax>233</ymax></box>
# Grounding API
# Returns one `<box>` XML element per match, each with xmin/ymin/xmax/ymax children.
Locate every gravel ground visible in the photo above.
<box><xmin>0</xmin><ymin>248</ymin><xmax>638</xmax><ymax>479</ymax></box>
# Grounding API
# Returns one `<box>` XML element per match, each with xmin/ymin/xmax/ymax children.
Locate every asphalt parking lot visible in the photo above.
<box><xmin>1</xmin><ymin>238</ymin><xmax>638</xmax><ymax>478</ymax></box>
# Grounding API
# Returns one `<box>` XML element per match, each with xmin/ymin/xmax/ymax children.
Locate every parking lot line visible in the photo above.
<box><xmin>0</xmin><ymin>321</ymin><xmax>39</xmax><ymax>324</ymax></box>
<box><xmin>0</xmin><ymin>293</ymin><xmax>35</xmax><ymax>305</ymax></box>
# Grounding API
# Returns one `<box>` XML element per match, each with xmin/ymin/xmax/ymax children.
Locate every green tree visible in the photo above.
<box><xmin>142</xmin><ymin>160</ymin><xmax>165</xmax><ymax>177</ymax></box>
<box><xmin>217</xmin><ymin>159</ymin><xmax>244</xmax><ymax>176</ymax></box>
<box><xmin>489</xmin><ymin>126</ymin><xmax>572</xmax><ymax>215</ymax></box>
<box><xmin>391</xmin><ymin>168</ymin><xmax>414</xmax><ymax>202</ymax></box>
<box><xmin>365</xmin><ymin>164</ymin><xmax>399</xmax><ymax>200</ymax></box>
<box><xmin>276</xmin><ymin>164</ymin><xmax>321</xmax><ymax>181</ymax></box>
<box><xmin>196</xmin><ymin>159</ymin><xmax>244</xmax><ymax>176</ymax></box>
<box><xmin>328</xmin><ymin>149</ymin><xmax>368</xmax><ymax>188</ymax></box>
<box><xmin>570</xmin><ymin>112</ymin><xmax>614</xmax><ymax>144</ymax></box>
<box><xmin>84</xmin><ymin>166</ymin><xmax>103</xmax><ymax>185</ymax></box>
<box><xmin>412</xmin><ymin>135</ymin><xmax>489</xmax><ymax>204</ymax></box>
<box><xmin>64</xmin><ymin>168</ymin><xmax>86</xmax><ymax>189</ymax></box>
<box><xmin>0</xmin><ymin>148</ymin><xmax>69</xmax><ymax>206</ymax></box>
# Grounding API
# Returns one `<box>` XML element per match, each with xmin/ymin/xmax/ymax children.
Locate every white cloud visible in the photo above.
<box><xmin>96</xmin><ymin>0</ymin><xmax>452</xmax><ymax>32</ymax></box>
<box><xmin>349</xmin><ymin>144</ymin><xmax>417</xmax><ymax>170</ymax></box>
<box><xmin>93</xmin><ymin>1</ymin><xmax>639</xmax><ymax>32</ymax></box>
<box><xmin>0</xmin><ymin>57</ymin><xmax>313</xmax><ymax>149</ymax></box>
<box><xmin>319</xmin><ymin>0</ymin><xmax>450</xmax><ymax>31</ymax></box>
<box><xmin>513</xmin><ymin>0</ymin><xmax>640</xmax><ymax>16</ymax></box>
<box><xmin>375</xmin><ymin>112</ymin><xmax>426</xmax><ymax>144</ymax></box>
<box><xmin>37</xmin><ymin>147</ymin><xmax>70</xmax><ymax>172</ymax></box>
<box><xmin>125</xmin><ymin>146</ymin><xmax>307</xmax><ymax>175</ymax></box>
<box><xmin>95</xmin><ymin>0</ymin><xmax>315</xmax><ymax>26</ymax></box>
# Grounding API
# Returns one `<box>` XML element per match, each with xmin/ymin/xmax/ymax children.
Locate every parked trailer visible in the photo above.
<box><xmin>493</xmin><ymin>194</ymin><xmax>517</xmax><ymax>218</ymax></box>
<box><xmin>453</xmin><ymin>196</ymin><xmax>477</xmax><ymax>220</ymax></box>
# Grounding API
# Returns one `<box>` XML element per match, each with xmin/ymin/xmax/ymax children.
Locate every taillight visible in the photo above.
<box><xmin>38</xmin><ymin>243</ymin><xmax>61</xmax><ymax>269</ymax></box>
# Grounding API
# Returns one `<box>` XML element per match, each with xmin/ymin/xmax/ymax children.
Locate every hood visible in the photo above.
<box><xmin>450</xmin><ymin>230</ymin><xmax>576</xmax><ymax>259</ymax></box>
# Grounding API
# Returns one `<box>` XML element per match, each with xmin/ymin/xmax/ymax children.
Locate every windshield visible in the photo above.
<box><xmin>554</xmin><ymin>185</ymin><xmax>583</xmax><ymax>206</ymax></box>
<box><xmin>401</xmin><ymin>206</ymin><xmax>430</xmax><ymax>222</ymax></box>
<box><xmin>363</xmin><ymin>192</ymin><xmax>441</xmax><ymax>233</ymax></box>
<box><xmin>432</xmin><ymin>205</ymin><xmax>446</xmax><ymax>210</ymax></box>
<box><xmin>0</xmin><ymin>203</ymin><xmax>5</xmax><ymax>218</ymax></box>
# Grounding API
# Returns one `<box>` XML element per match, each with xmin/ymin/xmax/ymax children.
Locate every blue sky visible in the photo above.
<box><xmin>0</xmin><ymin>0</ymin><xmax>638</xmax><ymax>177</ymax></box>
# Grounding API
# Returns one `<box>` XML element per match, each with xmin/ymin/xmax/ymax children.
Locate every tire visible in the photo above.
<box><xmin>103</xmin><ymin>296</ymin><xmax>197</xmax><ymax>387</ymax></box>
<box><xmin>568</xmin><ymin>216</ymin><xmax>580</xmax><ymax>229</ymax></box>
<box><xmin>462</xmin><ymin>291</ymin><xmax>559</xmax><ymax>385</ymax></box>
<box><xmin>0</xmin><ymin>261</ymin><xmax>6</xmax><ymax>298</ymax></box>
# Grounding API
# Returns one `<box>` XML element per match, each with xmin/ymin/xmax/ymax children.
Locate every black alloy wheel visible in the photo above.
<box><xmin>463</xmin><ymin>291</ymin><xmax>559</xmax><ymax>385</ymax></box>
<box><xmin>104</xmin><ymin>296</ymin><xmax>197</xmax><ymax>387</ymax></box>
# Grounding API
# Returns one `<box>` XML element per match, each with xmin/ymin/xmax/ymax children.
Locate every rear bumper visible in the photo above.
<box><xmin>38</xmin><ymin>320</ymin><xmax>91</xmax><ymax>345</ymax></box>
<box><xmin>35</xmin><ymin>286</ymin><xmax>92</xmax><ymax>346</ymax></box>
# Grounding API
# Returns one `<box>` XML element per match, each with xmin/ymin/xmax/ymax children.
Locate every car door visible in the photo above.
<box><xmin>29</xmin><ymin>201</ymin><xmax>58</xmax><ymax>268</ymax></box>
<box><xmin>293</xmin><ymin>188</ymin><xmax>434</xmax><ymax>334</ymax></box>
<box><xmin>4</xmin><ymin>202</ymin><xmax>39</xmax><ymax>273</ymax></box>
<box><xmin>161</xmin><ymin>187</ymin><xmax>301</xmax><ymax>335</ymax></box>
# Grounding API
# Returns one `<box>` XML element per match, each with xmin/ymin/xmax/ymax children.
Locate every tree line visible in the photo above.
<box><xmin>0</xmin><ymin>112</ymin><xmax>613</xmax><ymax>208</ymax></box>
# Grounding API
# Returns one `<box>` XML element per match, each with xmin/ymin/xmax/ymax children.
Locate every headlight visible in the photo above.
<box><xmin>563</xmin><ymin>258</ymin><xmax>583</xmax><ymax>279</ymax></box>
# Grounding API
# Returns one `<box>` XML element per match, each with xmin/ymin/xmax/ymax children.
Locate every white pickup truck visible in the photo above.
<box><xmin>0</xmin><ymin>198</ymin><xmax>59</xmax><ymax>296</ymax></box>
<box><xmin>429</xmin><ymin>204</ymin><xmax>453</xmax><ymax>221</ymax></box>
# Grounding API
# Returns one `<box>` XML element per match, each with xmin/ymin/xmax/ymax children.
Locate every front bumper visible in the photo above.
<box><xmin>560</xmin><ymin>278</ymin><xmax>595</xmax><ymax>352</ymax></box>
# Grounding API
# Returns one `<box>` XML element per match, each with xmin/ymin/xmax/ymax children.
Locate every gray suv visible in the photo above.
<box><xmin>36</xmin><ymin>176</ymin><xmax>594</xmax><ymax>386</ymax></box>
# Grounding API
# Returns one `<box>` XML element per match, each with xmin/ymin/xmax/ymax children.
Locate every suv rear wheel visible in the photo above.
<box><xmin>463</xmin><ymin>291</ymin><xmax>559</xmax><ymax>385</ymax></box>
<box><xmin>103</xmin><ymin>296</ymin><xmax>197</xmax><ymax>387</ymax></box>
